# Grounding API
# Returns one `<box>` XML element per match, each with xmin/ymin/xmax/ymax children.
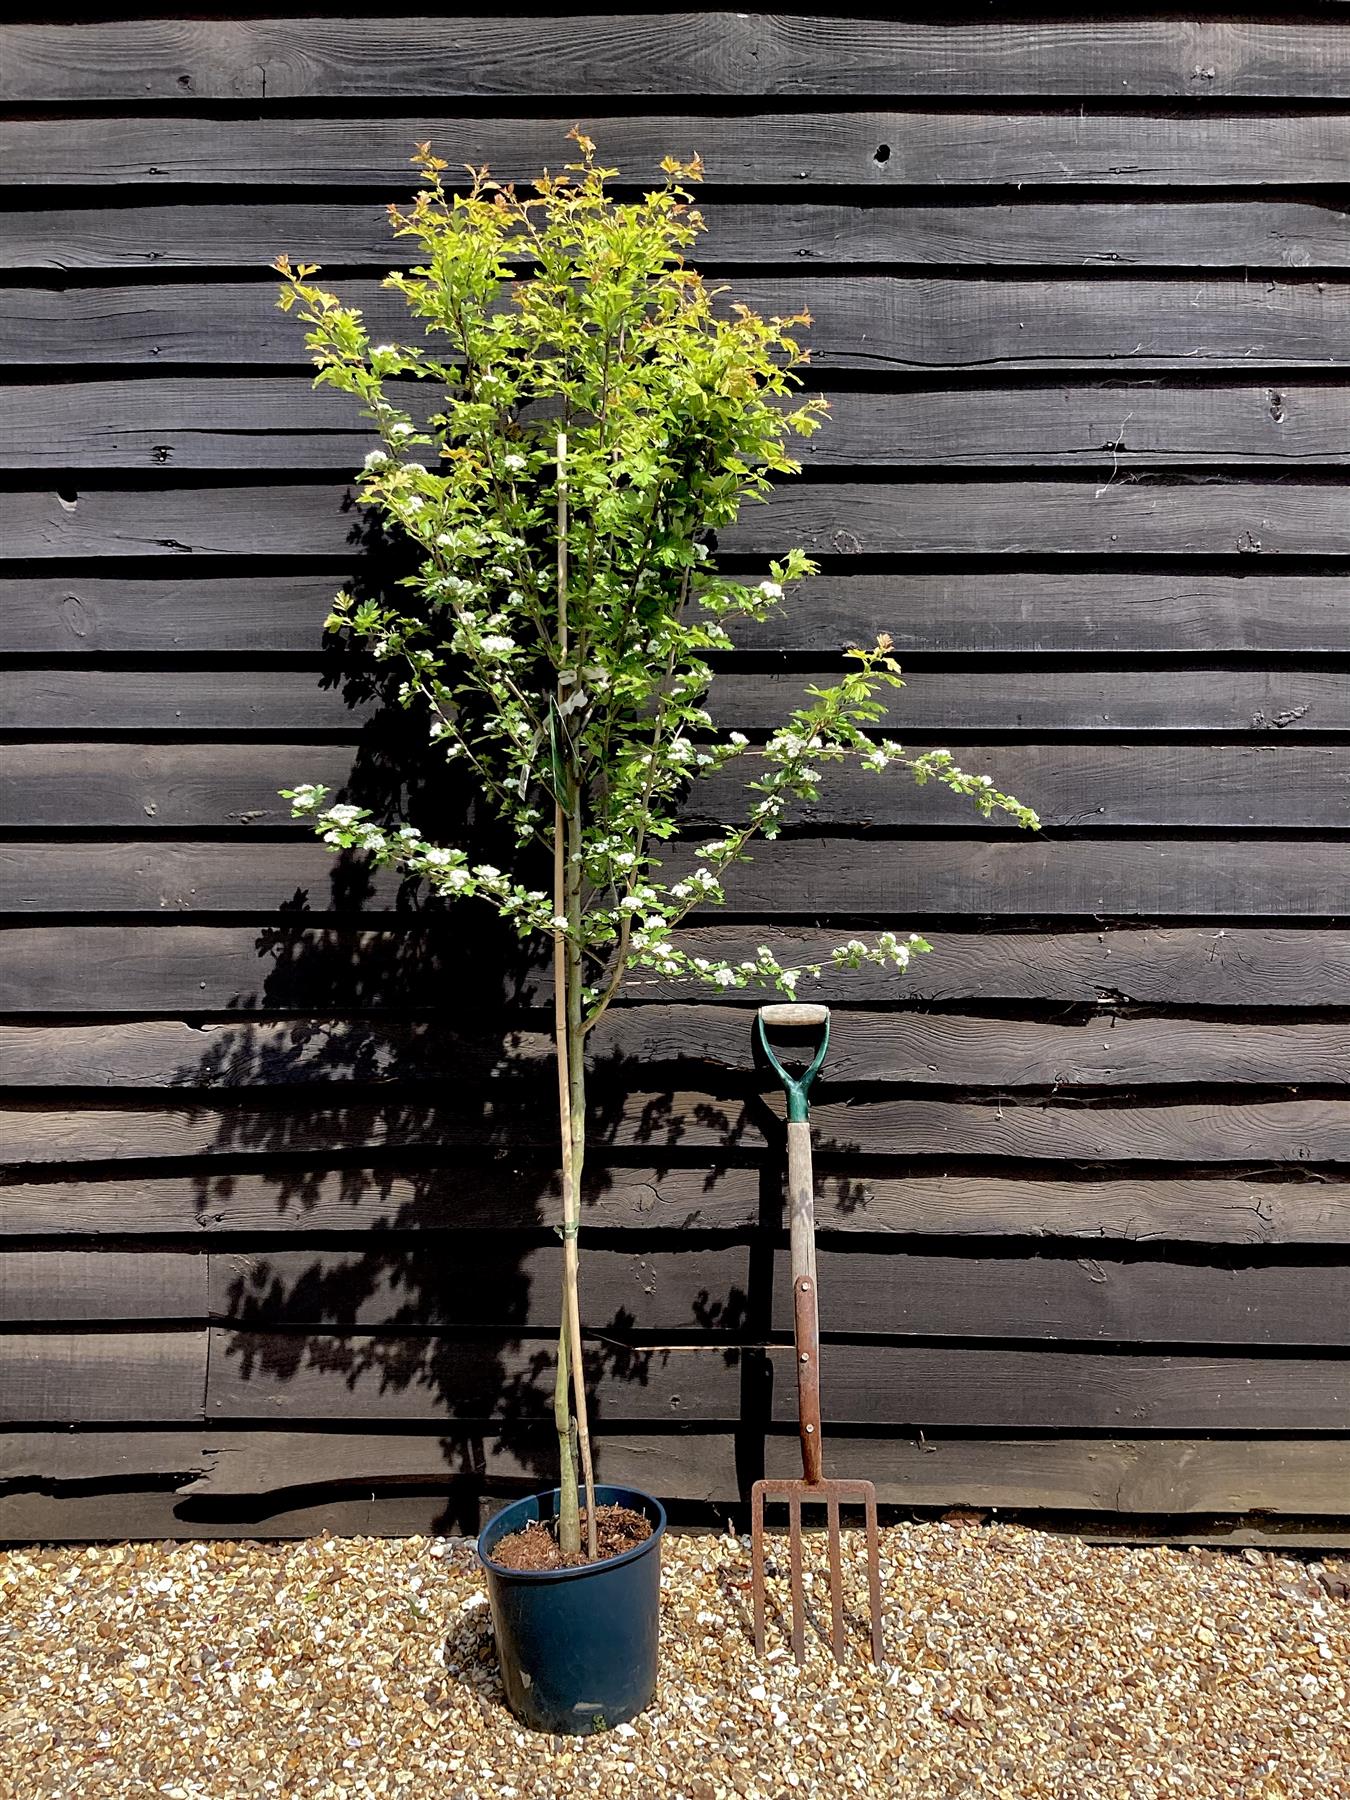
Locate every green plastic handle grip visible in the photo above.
<box><xmin>755</xmin><ymin>1005</ymin><xmax>830</xmax><ymax>1124</ymax></box>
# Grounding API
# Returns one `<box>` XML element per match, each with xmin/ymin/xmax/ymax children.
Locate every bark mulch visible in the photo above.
<box><xmin>1</xmin><ymin>1520</ymin><xmax>1346</xmax><ymax>1799</ymax></box>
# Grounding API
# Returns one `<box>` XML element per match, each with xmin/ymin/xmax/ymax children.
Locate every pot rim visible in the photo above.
<box><xmin>476</xmin><ymin>1483</ymin><xmax>667</xmax><ymax>1584</ymax></box>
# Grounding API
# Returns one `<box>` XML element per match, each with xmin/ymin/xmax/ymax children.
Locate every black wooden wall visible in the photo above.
<box><xmin>2</xmin><ymin>11</ymin><xmax>1348</xmax><ymax>1541</ymax></box>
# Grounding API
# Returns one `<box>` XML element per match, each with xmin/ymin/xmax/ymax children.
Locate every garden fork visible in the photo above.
<box><xmin>750</xmin><ymin>1002</ymin><xmax>884</xmax><ymax>1665</ymax></box>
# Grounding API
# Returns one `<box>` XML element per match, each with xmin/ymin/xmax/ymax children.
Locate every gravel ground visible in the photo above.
<box><xmin>2</xmin><ymin>1522</ymin><xmax>1347</xmax><ymax>1800</ymax></box>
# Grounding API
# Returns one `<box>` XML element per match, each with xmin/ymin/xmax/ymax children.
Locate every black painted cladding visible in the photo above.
<box><xmin>1</xmin><ymin>11</ymin><xmax>1348</xmax><ymax>1541</ymax></box>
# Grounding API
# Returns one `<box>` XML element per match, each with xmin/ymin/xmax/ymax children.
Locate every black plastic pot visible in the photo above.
<box><xmin>476</xmin><ymin>1484</ymin><xmax>666</xmax><ymax>1734</ymax></box>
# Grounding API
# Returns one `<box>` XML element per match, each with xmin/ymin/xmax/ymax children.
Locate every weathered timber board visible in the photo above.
<box><xmin>6</xmin><ymin>926</ymin><xmax>1346</xmax><ymax>1012</ymax></box>
<box><xmin>3</xmin><ymin>21</ymin><xmax>1347</xmax><ymax>101</ymax></box>
<box><xmin>197</xmin><ymin>1245</ymin><xmax>1350</xmax><ymax>1347</ymax></box>
<box><xmin>5</xmin><ymin>110</ymin><xmax>1346</xmax><ymax>191</ymax></box>
<box><xmin>5</xmin><ymin>1168</ymin><xmax>1349</xmax><ymax>1247</ymax></box>
<box><xmin>8</xmin><ymin>479</ymin><xmax>1350</xmax><ymax>560</ymax></box>
<box><xmin>7</xmin><ymin>1096</ymin><xmax>1349</xmax><ymax>1170</ymax></box>
<box><xmin>4</xmin><ymin>1011</ymin><xmax>1348</xmax><ymax>1091</ymax></box>
<box><xmin>6</xmin><ymin>279</ymin><xmax>1348</xmax><ymax>370</ymax></box>
<box><xmin>0</xmin><ymin>1250</ymin><xmax>205</xmax><ymax>1321</ymax></box>
<box><xmin>6</xmin><ymin>669</ymin><xmax>1348</xmax><ymax>735</ymax></box>
<box><xmin>0</xmin><ymin>1331</ymin><xmax>206</xmax><ymax>1423</ymax></box>
<box><xmin>4</xmin><ymin>1486</ymin><xmax>1349</xmax><ymax>1544</ymax></box>
<box><xmin>8</xmin><ymin>378</ymin><xmax>1350</xmax><ymax>473</ymax></box>
<box><xmin>205</xmin><ymin>1332</ymin><xmax>1350</xmax><ymax>1430</ymax></box>
<box><xmin>8</xmin><ymin>201</ymin><xmax>1350</xmax><ymax>276</ymax></box>
<box><xmin>7</xmin><ymin>573</ymin><xmax>1346</xmax><ymax>655</ymax></box>
<box><xmin>9</xmin><ymin>1242</ymin><xmax>1337</xmax><ymax>1350</ymax></box>
<box><xmin>700</xmin><ymin>837</ymin><xmax>1350</xmax><ymax>918</ymax></box>
<box><xmin>5</xmin><ymin>1483</ymin><xmax>1348</xmax><ymax>1544</ymax></box>
<box><xmin>5</xmin><ymin>113</ymin><xmax>1345</xmax><ymax>190</ymax></box>
<box><xmin>8</xmin><ymin>1427</ymin><xmax>1345</xmax><ymax>1517</ymax></box>
<box><xmin>6</xmin><ymin>380</ymin><xmax>1350</xmax><ymax>473</ymax></box>
<box><xmin>8</xmin><ymin>742</ymin><xmax>1346</xmax><ymax>832</ymax></box>
<box><xmin>6</xmin><ymin>838</ymin><xmax>1347</xmax><ymax>918</ymax></box>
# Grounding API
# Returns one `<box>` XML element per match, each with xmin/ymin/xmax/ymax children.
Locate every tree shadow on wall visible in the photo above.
<box><xmin>167</xmin><ymin>512</ymin><xmax>866</xmax><ymax>1534</ymax></box>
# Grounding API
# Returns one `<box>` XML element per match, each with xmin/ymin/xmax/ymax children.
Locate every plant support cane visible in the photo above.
<box><xmin>751</xmin><ymin>1003</ymin><xmax>884</xmax><ymax>1665</ymax></box>
<box><xmin>553</xmin><ymin>430</ymin><xmax>598</xmax><ymax>1563</ymax></box>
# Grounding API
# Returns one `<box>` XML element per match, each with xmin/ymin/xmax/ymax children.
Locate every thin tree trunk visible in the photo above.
<box><xmin>552</xmin><ymin>800</ymin><xmax>581</xmax><ymax>1559</ymax></box>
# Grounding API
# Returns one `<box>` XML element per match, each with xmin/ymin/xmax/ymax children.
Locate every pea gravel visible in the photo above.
<box><xmin>2</xmin><ymin>1522</ymin><xmax>1346</xmax><ymax>1799</ymax></box>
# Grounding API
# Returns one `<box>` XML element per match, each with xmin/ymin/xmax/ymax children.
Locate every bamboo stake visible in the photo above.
<box><xmin>554</xmin><ymin>430</ymin><xmax>599</xmax><ymax>1562</ymax></box>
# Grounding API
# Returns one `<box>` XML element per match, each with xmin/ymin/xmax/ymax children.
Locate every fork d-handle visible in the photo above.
<box><xmin>786</xmin><ymin>1116</ymin><xmax>824</xmax><ymax>1485</ymax></box>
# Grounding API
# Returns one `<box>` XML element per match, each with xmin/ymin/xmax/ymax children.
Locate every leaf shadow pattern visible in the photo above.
<box><xmin>168</xmin><ymin>519</ymin><xmax>843</xmax><ymax>1535</ymax></box>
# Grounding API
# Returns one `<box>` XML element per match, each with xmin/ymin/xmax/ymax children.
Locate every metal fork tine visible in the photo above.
<box><xmin>750</xmin><ymin>1483</ymin><xmax>766</xmax><ymax>1656</ymax></box>
<box><xmin>864</xmin><ymin>1484</ymin><xmax>884</xmax><ymax>1665</ymax></box>
<box><xmin>787</xmin><ymin>1491</ymin><xmax>805</xmax><ymax>1665</ymax></box>
<box><xmin>826</xmin><ymin>1493</ymin><xmax>845</xmax><ymax>1658</ymax></box>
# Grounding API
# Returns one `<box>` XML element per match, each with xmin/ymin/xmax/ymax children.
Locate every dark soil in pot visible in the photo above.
<box><xmin>490</xmin><ymin>1503</ymin><xmax>653</xmax><ymax>1572</ymax></box>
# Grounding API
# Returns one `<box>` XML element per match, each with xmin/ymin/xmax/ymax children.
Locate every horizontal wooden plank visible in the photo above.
<box><xmin>6</xmin><ymin>742</ymin><xmax>1347</xmax><ymax>832</ymax></box>
<box><xmin>0</xmin><ymin>1250</ymin><xmax>204</xmax><ymax>1321</ymax></box>
<box><xmin>6</xmin><ymin>1096</ymin><xmax>1349</xmax><ymax>1171</ymax></box>
<box><xmin>5</xmin><ymin>280</ymin><xmax>1349</xmax><ymax>372</ymax></box>
<box><xmin>7</xmin><ymin>111</ymin><xmax>1345</xmax><ymax>190</ymax></box>
<box><xmin>8</xmin><ymin>478</ymin><xmax>1350</xmax><ymax>561</ymax></box>
<box><xmin>206</xmin><ymin>1331</ymin><xmax>1350</xmax><ymax>1429</ymax></box>
<box><xmin>5</xmin><ymin>837</ymin><xmax>1348</xmax><ymax>918</ymax></box>
<box><xmin>5</xmin><ymin>1432</ymin><xmax>1348</xmax><ymax>1532</ymax></box>
<box><xmin>698</xmin><ymin>746</ymin><xmax>1350</xmax><ymax>831</ymax></box>
<box><xmin>200</xmin><ymin>1245</ymin><xmax>1350</xmax><ymax>1347</ymax></box>
<box><xmin>226</xmin><ymin>1234</ymin><xmax>1350</xmax><ymax>1351</ymax></box>
<box><xmin>735</xmin><ymin>573</ymin><xmax>1350</xmax><ymax>657</ymax></box>
<box><xmin>5</xmin><ymin>1484</ymin><xmax>1348</xmax><ymax>1543</ymax></box>
<box><xmin>705</xmin><ymin>837</ymin><xmax>1350</xmax><ymax>917</ymax></box>
<box><xmin>9</xmin><ymin>199</ymin><xmax>1350</xmax><ymax>277</ymax></box>
<box><xmin>663</xmin><ymin>926</ymin><xmax>1350</xmax><ymax>1010</ymax></box>
<box><xmin>598</xmin><ymin>1010</ymin><xmax>1350</xmax><ymax>1088</ymax></box>
<box><xmin>8</xmin><ymin>379</ymin><xmax>1350</xmax><ymax>474</ymax></box>
<box><xmin>11</xmin><ymin>1427</ymin><xmax>1348</xmax><ymax>1516</ymax></box>
<box><xmin>0</xmin><ymin>1426</ymin><xmax>690</xmax><ymax>1495</ymax></box>
<box><xmin>8</xmin><ymin>667</ymin><xmax>1349</xmax><ymax>736</ymax></box>
<box><xmin>6</xmin><ymin>573</ymin><xmax>1347</xmax><ymax>655</ymax></box>
<box><xmin>0</xmin><ymin>1331</ymin><xmax>205</xmax><ymax>1423</ymax></box>
<box><xmin>698</xmin><ymin>839</ymin><xmax>1350</xmax><ymax>918</ymax></box>
<box><xmin>4</xmin><ymin>1009</ymin><xmax>1348</xmax><ymax>1091</ymax></box>
<box><xmin>4</xmin><ymin>21</ymin><xmax>1347</xmax><ymax>102</ymax></box>
<box><xmin>6</xmin><ymin>1165</ymin><xmax>1350</xmax><ymax>1247</ymax></box>
<box><xmin>4</xmin><ymin>925</ymin><xmax>1346</xmax><ymax>1014</ymax></box>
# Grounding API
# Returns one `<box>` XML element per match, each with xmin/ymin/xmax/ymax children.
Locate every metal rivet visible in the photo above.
<box><xmin>799</xmin><ymin>1353</ymin><xmax>809</xmax><ymax>1363</ymax></box>
<box><xmin>804</xmin><ymin>1424</ymin><xmax>815</xmax><ymax>1434</ymax></box>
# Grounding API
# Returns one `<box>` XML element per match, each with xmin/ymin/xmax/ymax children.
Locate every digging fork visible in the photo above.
<box><xmin>750</xmin><ymin>1002</ymin><xmax>884</xmax><ymax>1665</ymax></box>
